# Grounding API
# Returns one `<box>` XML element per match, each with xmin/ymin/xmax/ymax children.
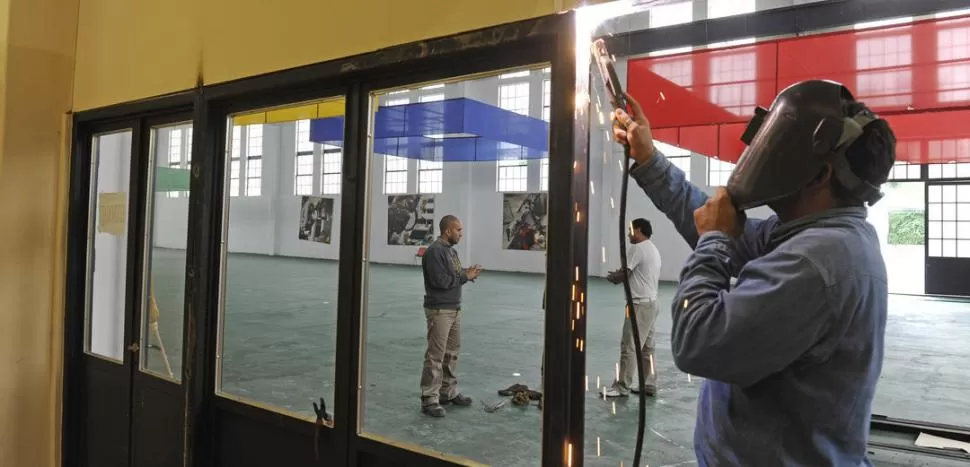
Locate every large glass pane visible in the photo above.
<box><xmin>359</xmin><ymin>67</ymin><xmax>550</xmax><ymax>465</ymax></box>
<box><xmin>86</xmin><ymin>130</ymin><xmax>134</xmax><ymax>362</ymax></box>
<box><xmin>578</xmin><ymin>1</ymin><xmax>970</xmax><ymax>466</ymax></box>
<box><xmin>140</xmin><ymin>123</ymin><xmax>192</xmax><ymax>380</ymax></box>
<box><xmin>216</xmin><ymin>98</ymin><xmax>344</xmax><ymax>425</ymax></box>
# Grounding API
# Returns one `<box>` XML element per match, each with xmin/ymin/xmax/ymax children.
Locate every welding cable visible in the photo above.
<box><xmin>618</xmin><ymin>141</ymin><xmax>647</xmax><ymax>467</ymax></box>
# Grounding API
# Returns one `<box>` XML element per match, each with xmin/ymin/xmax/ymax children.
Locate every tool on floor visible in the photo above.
<box><xmin>482</xmin><ymin>399</ymin><xmax>508</xmax><ymax>413</ymax></box>
<box><xmin>592</xmin><ymin>37</ymin><xmax>648</xmax><ymax>467</ymax></box>
<box><xmin>148</xmin><ymin>279</ymin><xmax>174</xmax><ymax>379</ymax></box>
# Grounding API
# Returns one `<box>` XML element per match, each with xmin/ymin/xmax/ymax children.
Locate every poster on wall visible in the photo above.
<box><xmin>299</xmin><ymin>196</ymin><xmax>335</xmax><ymax>244</ymax></box>
<box><xmin>503</xmin><ymin>193</ymin><xmax>548</xmax><ymax>251</ymax></box>
<box><xmin>97</xmin><ymin>192</ymin><xmax>128</xmax><ymax>236</ymax></box>
<box><xmin>387</xmin><ymin>195</ymin><xmax>435</xmax><ymax>246</ymax></box>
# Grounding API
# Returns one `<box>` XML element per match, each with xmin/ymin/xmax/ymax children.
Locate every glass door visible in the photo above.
<box><xmin>128</xmin><ymin>120</ymin><xmax>195</xmax><ymax>467</ymax></box>
<box><xmin>81</xmin><ymin>128</ymin><xmax>137</xmax><ymax>467</ymax></box>
<box><xmin>76</xmin><ymin>115</ymin><xmax>195</xmax><ymax>467</ymax></box>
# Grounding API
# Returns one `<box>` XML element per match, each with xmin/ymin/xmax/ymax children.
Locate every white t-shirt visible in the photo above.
<box><xmin>627</xmin><ymin>239</ymin><xmax>661</xmax><ymax>302</ymax></box>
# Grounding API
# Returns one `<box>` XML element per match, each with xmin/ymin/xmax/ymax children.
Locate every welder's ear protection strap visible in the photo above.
<box><xmin>812</xmin><ymin>113</ymin><xmax>884</xmax><ymax>206</ymax></box>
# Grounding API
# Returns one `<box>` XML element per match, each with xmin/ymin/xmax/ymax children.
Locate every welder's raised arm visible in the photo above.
<box><xmin>629</xmin><ymin>153</ymin><xmax>708</xmax><ymax>249</ymax></box>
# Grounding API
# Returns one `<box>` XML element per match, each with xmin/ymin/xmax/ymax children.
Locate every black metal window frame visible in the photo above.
<box><xmin>63</xmin><ymin>11</ymin><xmax>588</xmax><ymax>467</ymax></box>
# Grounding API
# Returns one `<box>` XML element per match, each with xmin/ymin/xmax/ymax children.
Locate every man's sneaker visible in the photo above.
<box><xmin>600</xmin><ymin>386</ymin><xmax>628</xmax><ymax>398</ymax></box>
<box><xmin>631</xmin><ymin>385</ymin><xmax>657</xmax><ymax>397</ymax></box>
<box><xmin>441</xmin><ymin>394</ymin><xmax>473</xmax><ymax>406</ymax></box>
<box><xmin>421</xmin><ymin>403</ymin><xmax>446</xmax><ymax>417</ymax></box>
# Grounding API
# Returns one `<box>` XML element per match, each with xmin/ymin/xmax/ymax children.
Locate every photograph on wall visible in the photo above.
<box><xmin>387</xmin><ymin>195</ymin><xmax>435</xmax><ymax>246</ymax></box>
<box><xmin>502</xmin><ymin>193</ymin><xmax>548</xmax><ymax>251</ymax></box>
<box><xmin>298</xmin><ymin>196</ymin><xmax>335</xmax><ymax>244</ymax></box>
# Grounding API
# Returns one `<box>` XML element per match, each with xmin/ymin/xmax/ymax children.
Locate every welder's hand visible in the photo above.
<box><xmin>612</xmin><ymin>93</ymin><xmax>655</xmax><ymax>165</ymax></box>
<box><xmin>694</xmin><ymin>188</ymin><xmax>743</xmax><ymax>237</ymax></box>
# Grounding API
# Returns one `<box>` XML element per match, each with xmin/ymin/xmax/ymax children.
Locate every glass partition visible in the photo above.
<box><xmin>578</xmin><ymin>1</ymin><xmax>970</xmax><ymax>465</ymax></box>
<box><xmin>139</xmin><ymin>123</ymin><xmax>193</xmax><ymax>380</ymax></box>
<box><xmin>86</xmin><ymin>130</ymin><xmax>134</xmax><ymax>363</ymax></box>
<box><xmin>216</xmin><ymin>97</ymin><xmax>345</xmax><ymax>426</ymax></box>
<box><xmin>358</xmin><ymin>67</ymin><xmax>551</xmax><ymax>465</ymax></box>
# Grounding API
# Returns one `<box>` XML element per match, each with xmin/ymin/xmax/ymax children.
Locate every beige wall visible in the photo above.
<box><xmin>0</xmin><ymin>0</ymin><xmax>78</xmax><ymax>465</ymax></box>
<box><xmin>73</xmin><ymin>0</ymin><xmax>593</xmax><ymax>111</ymax></box>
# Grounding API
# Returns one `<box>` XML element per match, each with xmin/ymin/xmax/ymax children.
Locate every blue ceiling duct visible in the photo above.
<box><xmin>309</xmin><ymin>98</ymin><xmax>549</xmax><ymax>162</ymax></box>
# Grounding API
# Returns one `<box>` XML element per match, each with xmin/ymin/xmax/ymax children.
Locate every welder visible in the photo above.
<box><xmin>612</xmin><ymin>80</ymin><xmax>895</xmax><ymax>466</ymax></box>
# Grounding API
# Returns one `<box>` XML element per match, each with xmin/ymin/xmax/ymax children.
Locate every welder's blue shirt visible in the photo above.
<box><xmin>630</xmin><ymin>151</ymin><xmax>888</xmax><ymax>467</ymax></box>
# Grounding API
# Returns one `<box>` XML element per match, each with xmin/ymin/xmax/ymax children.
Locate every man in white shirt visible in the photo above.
<box><xmin>602</xmin><ymin>218</ymin><xmax>662</xmax><ymax>398</ymax></box>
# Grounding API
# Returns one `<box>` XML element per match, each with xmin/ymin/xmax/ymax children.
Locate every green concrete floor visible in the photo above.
<box><xmin>147</xmin><ymin>249</ymin><xmax>970</xmax><ymax>466</ymax></box>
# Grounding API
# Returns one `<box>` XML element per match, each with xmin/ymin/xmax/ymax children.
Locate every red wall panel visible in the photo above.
<box><xmin>627</xmin><ymin>43</ymin><xmax>777</xmax><ymax>129</ymax></box>
<box><xmin>628</xmin><ymin>14</ymin><xmax>970</xmax><ymax>164</ymax></box>
<box><xmin>679</xmin><ymin>125</ymin><xmax>718</xmax><ymax>158</ymax></box>
<box><xmin>717</xmin><ymin>124</ymin><xmax>747</xmax><ymax>164</ymax></box>
<box><xmin>652</xmin><ymin>128</ymin><xmax>680</xmax><ymax>147</ymax></box>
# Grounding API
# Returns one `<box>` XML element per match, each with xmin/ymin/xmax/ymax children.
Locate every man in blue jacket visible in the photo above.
<box><xmin>612</xmin><ymin>80</ymin><xmax>895</xmax><ymax>466</ymax></box>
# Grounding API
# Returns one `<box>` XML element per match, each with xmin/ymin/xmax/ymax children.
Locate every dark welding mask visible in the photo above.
<box><xmin>726</xmin><ymin>80</ymin><xmax>885</xmax><ymax>211</ymax></box>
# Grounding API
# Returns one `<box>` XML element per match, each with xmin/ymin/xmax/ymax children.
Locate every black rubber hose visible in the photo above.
<box><xmin>618</xmin><ymin>142</ymin><xmax>647</xmax><ymax>466</ymax></box>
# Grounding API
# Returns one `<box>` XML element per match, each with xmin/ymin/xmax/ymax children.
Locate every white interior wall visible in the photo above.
<box><xmin>150</xmin><ymin>64</ymin><xmax>776</xmax><ymax>281</ymax></box>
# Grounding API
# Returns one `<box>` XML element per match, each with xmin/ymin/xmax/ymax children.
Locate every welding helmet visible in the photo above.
<box><xmin>726</xmin><ymin>80</ymin><xmax>886</xmax><ymax>211</ymax></box>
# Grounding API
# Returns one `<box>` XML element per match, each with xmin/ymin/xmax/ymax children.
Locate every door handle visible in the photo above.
<box><xmin>128</xmin><ymin>342</ymin><xmax>140</xmax><ymax>353</ymax></box>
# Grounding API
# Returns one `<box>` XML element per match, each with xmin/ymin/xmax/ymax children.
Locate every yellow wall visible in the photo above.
<box><xmin>73</xmin><ymin>0</ymin><xmax>589</xmax><ymax>111</ymax></box>
<box><xmin>0</xmin><ymin>0</ymin><xmax>78</xmax><ymax>465</ymax></box>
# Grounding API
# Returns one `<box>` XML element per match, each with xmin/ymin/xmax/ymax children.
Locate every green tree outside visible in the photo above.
<box><xmin>888</xmin><ymin>209</ymin><xmax>925</xmax><ymax>245</ymax></box>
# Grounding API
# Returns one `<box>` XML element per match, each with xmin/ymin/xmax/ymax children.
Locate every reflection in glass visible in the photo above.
<box><xmin>359</xmin><ymin>68</ymin><xmax>550</xmax><ymax>465</ymax></box>
<box><xmin>580</xmin><ymin>2</ymin><xmax>970</xmax><ymax>464</ymax></box>
<box><xmin>86</xmin><ymin>130</ymin><xmax>134</xmax><ymax>362</ymax></box>
<box><xmin>216</xmin><ymin>99</ymin><xmax>344</xmax><ymax>425</ymax></box>
<box><xmin>139</xmin><ymin>123</ymin><xmax>193</xmax><ymax>380</ymax></box>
